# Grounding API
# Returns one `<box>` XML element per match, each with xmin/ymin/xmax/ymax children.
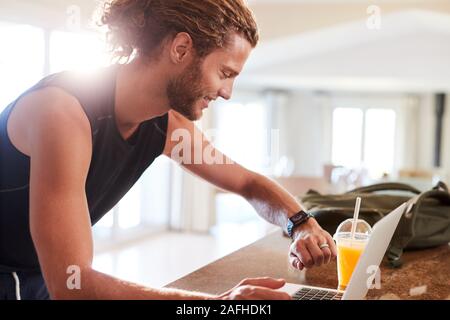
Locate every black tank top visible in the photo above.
<box><xmin>0</xmin><ymin>65</ymin><xmax>168</xmax><ymax>272</ymax></box>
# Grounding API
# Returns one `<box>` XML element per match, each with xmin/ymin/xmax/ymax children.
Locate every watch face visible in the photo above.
<box><xmin>291</xmin><ymin>212</ymin><xmax>307</xmax><ymax>223</ymax></box>
<box><xmin>287</xmin><ymin>211</ymin><xmax>310</xmax><ymax>237</ymax></box>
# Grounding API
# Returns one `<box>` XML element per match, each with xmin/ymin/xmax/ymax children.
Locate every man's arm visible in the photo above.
<box><xmin>163</xmin><ymin>110</ymin><xmax>337</xmax><ymax>270</ymax></box>
<box><xmin>25</xmin><ymin>88</ymin><xmax>212</xmax><ymax>299</ymax></box>
<box><xmin>24</xmin><ymin>88</ymin><xmax>288</xmax><ymax>300</ymax></box>
<box><xmin>237</xmin><ymin>173</ymin><xmax>337</xmax><ymax>270</ymax></box>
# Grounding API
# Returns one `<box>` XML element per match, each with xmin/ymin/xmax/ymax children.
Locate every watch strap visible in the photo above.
<box><xmin>287</xmin><ymin>210</ymin><xmax>312</xmax><ymax>238</ymax></box>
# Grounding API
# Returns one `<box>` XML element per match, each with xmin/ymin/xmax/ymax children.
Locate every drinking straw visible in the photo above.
<box><xmin>350</xmin><ymin>197</ymin><xmax>361</xmax><ymax>245</ymax></box>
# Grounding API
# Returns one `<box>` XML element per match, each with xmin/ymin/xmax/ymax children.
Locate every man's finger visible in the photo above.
<box><xmin>289</xmin><ymin>253</ymin><xmax>304</xmax><ymax>270</ymax></box>
<box><xmin>248</xmin><ymin>287</ymin><xmax>292</xmax><ymax>300</ymax></box>
<box><xmin>291</xmin><ymin>241</ymin><xmax>314</xmax><ymax>269</ymax></box>
<box><xmin>305</xmin><ymin>238</ymin><xmax>325</xmax><ymax>267</ymax></box>
<box><xmin>320</xmin><ymin>246</ymin><xmax>332</xmax><ymax>264</ymax></box>
<box><xmin>239</xmin><ymin>277</ymin><xmax>286</xmax><ymax>289</ymax></box>
<box><xmin>326</xmin><ymin>233</ymin><xmax>338</xmax><ymax>258</ymax></box>
<box><xmin>316</xmin><ymin>236</ymin><xmax>332</xmax><ymax>264</ymax></box>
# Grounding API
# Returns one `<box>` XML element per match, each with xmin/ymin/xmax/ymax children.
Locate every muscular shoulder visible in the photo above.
<box><xmin>24</xmin><ymin>86</ymin><xmax>89</xmax><ymax>129</ymax></box>
<box><xmin>8</xmin><ymin>86</ymin><xmax>91</xmax><ymax>156</ymax></box>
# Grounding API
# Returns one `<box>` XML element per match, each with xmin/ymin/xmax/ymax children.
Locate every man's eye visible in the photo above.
<box><xmin>222</xmin><ymin>72</ymin><xmax>231</xmax><ymax>79</ymax></box>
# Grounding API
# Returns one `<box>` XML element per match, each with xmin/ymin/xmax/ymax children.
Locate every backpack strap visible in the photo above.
<box><xmin>347</xmin><ymin>183</ymin><xmax>421</xmax><ymax>195</ymax></box>
<box><xmin>432</xmin><ymin>181</ymin><xmax>449</xmax><ymax>192</ymax></box>
<box><xmin>412</xmin><ymin>189</ymin><xmax>450</xmax><ymax>210</ymax></box>
<box><xmin>305</xmin><ymin>189</ymin><xmax>322</xmax><ymax>196</ymax></box>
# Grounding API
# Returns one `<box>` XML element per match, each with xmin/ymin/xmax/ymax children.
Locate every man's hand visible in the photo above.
<box><xmin>216</xmin><ymin>277</ymin><xmax>291</xmax><ymax>300</ymax></box>
<box><xmin>289</xmin><ymin>218</ymin><xmax>337</xmax><ymax>270</ymax></box>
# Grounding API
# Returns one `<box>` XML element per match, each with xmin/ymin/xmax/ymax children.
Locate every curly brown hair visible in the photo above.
<box><xmin>101</xmin><ymin>0</ymin><xmax>259</xmax><ymax>61</ymax></box>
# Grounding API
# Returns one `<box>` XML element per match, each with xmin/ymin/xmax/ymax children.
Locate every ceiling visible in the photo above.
<box><xmin>238</xmin><ymin>9</ymin><xmax>450</xmax><ymax>93</ymax></box>
<box><xmin>1</xmin><ymin>1</ymin><xmax>449</xmax><ymax>93</ymax></box>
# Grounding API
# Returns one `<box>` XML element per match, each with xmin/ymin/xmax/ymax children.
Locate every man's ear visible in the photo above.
<box><xmin>169</xmin><ymin>32</ymin><xmax>194</xmax><ymax>64</ymax></box>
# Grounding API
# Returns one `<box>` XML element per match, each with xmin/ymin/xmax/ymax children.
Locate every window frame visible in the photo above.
<box><xmin>328</xmin><ymin>95</ymin><xmax>407</xmax><ymax>179</ymax></box>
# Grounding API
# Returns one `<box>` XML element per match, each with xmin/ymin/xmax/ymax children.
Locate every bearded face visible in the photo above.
<box><xmin>165</xmin><ymin>34</ymin><xmax>253</xmax><ymax>121</ymax></box>
<box><xmin>166</xmin><ymin>58</ymin><xmax>206</xmax><ymax>121</ymax></box>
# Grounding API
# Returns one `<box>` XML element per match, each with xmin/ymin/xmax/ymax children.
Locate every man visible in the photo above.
<box><xmin>0</xmin><ymin>0</ymin><xmax>336</xmax><ymax>300</ymax></box>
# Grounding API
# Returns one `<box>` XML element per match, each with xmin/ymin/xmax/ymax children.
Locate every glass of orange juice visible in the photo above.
<box><xmin>333</xmin><ymin>219</ymin><xmax>372</xmax><ymax>291</ymax></box>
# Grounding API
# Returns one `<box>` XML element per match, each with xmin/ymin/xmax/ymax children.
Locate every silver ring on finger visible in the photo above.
<box><xmin>319</xmin><ymin>243</ymin><xmax>329</xmax><ymax>250</ymax></box>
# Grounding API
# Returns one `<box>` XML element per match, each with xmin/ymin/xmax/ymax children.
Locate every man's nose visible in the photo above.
<box><xmin>218</xmin><ymin>82</ymin><xmax>234</xmax><ymax>100</ymax></box>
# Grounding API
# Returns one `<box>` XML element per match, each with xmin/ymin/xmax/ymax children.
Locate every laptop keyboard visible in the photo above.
<box><xmin>292</xmin><ymin>287</ymin><xmax>343</xmax><ymax>300</ymax></box>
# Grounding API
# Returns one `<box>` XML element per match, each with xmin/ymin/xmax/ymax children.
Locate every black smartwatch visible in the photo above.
<box><xmin>286</xmin><ymin>210</ymin><xmax>312</xmax><ymax>239</ymax></box>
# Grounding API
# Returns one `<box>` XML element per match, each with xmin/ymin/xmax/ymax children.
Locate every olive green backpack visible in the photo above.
<box><xmin>297</xmin><ymin>181</ymin><xmax>450</xmax><ymax>268</ymax></box>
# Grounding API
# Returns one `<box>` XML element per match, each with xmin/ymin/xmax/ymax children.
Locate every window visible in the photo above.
<box><xmin>214</xmin><ymin>101</ymin><xmax>271</xmax><ymax>174</ymax></box>
<box><xmin>364</xmin><ymin>109</ymin><xmax>396</xmax><ymax>178</ymax></box>
<box><xmin>332</xmin><ymin>108</ymin><xmax>364</xmax><ymax>169</ymax></box>
<box><xmin>0</xmin><ymin>22</ymin><xmax>45</xmax><ymax>110</ymax></box>
<box><xmin>332</xmin><ymin>107</ymin><xmax>397</xmax><ymax>179</ymax></box>
<box><xmin>49</xmin><ymin>31</ymin><xmax>110</xmax><ymax>73</ymax></box>
<box><xmin>211</xmin><ymin>98</ymin><xmax>274</xmax><ymax>236</ymax></box>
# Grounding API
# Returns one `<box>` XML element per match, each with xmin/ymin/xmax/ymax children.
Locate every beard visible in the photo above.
<box><xmin>166</xmin><ymin>58</ymin><xmax>205</xmax><ymax>121</ymax></box>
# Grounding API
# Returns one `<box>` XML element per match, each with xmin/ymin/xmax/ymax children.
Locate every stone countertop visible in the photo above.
<box><xmin>166</xmin><ymin>230</ymin><xmax>450</xmax><ymax>300</ymax></box>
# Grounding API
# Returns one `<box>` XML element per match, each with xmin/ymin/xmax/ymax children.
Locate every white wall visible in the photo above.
<box><xmin>264</xmin><ymin>90</ymin><xmax>449</xmax><ymax>182</ymax></box>
<box><xmin>282</xmin><ymin>92</ymin><xmax>329</xmax><ymax>176</ymax></box>
<box><xmin>264</xmin><ymin>90</ymin><xmax>331</xmax><ymax>177</ymax></box>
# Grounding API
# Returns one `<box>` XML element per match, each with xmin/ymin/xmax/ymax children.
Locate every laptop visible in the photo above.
<box><xmin>279</xmin><ymin>202</ymin><xmax>408</xmax><ymax>300</ymax></box>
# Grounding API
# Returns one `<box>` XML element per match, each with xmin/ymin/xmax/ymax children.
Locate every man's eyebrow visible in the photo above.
<box><xmin>222</xmin><ymin>66</ymin><xmax>240</xmax><ymax>76</ymax></box>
